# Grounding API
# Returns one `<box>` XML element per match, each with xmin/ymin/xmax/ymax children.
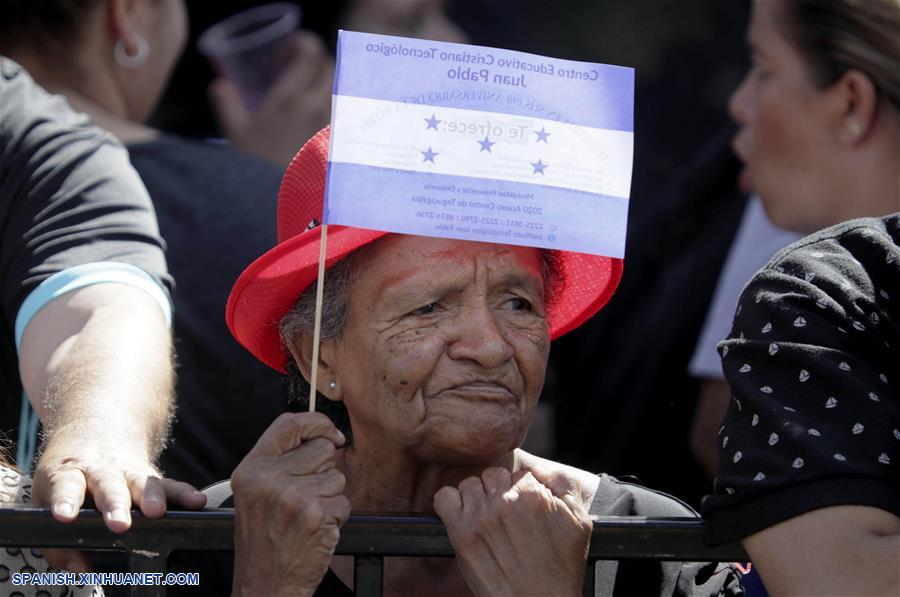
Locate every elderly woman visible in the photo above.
<box><xmin>195</xmin><ymin>128</ymin><xmax>742</xmax><ymax>597</ymax></box>
<box><xmin>702</xmin><ymin>0</ymin><xmax>900</xmax><ymax>595</ymax></box>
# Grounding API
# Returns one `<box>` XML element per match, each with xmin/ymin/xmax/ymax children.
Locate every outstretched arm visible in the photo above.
<box><xmin>19</xmin><ymin>282</ymin><xmax>203</xmax><ymax>532</ymax></box>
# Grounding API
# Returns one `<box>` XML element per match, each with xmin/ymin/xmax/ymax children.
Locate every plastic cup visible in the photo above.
<box><xmin>198</xmin><ymin>3</ymin><xmax>301</xmax><ymax>111</ymax></box>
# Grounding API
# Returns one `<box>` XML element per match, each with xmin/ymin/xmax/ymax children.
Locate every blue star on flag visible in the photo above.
<box><xmin>535</xmin><ymin>126</ymin><xmax>551</xmax><ymax>143</ymax></box>
<box><xmin>478</xmin><ymin>135</ymin><xmax>495</xmax><ymax>153</ymax></box>
<box><xmin>530</xmin><ymin>159</ymin><xmax>548</xmax><ymax>175</ymax></box>
<box><xmin>424</xmin><ymin>113</ymin><xmax>442</xmax><ymax>130</ymax></box>
<box><xmin>422</xmin><ymin>146</ymin><xmax>439</xmax><ymax>163</ymax></box>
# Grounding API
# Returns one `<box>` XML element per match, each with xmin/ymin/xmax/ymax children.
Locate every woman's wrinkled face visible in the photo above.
<box><xmin>330</xmin><ymin>236</ymin><xmax>550</xmax><ymax>465</ymax></box>
<box><xmin>729</xmin><ymin>0</ymin><xmax>836</xmax><ymax>231</ymax></box>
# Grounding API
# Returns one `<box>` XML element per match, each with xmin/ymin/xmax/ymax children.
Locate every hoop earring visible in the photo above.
<box><xmin>114</xmin><ymin>36</ymin><xmax>149</xmax><ymax>69</ymax></box>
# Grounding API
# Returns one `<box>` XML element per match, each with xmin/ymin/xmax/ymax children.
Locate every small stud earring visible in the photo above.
<box><xmin>114</xmin><ymin>35</ymin><xmax>149</xmax><ymax>69</ymax></box>
<box><xmin>328</xmin><ymin>381</ymin><xmax>337</xmax><ymax>390</ymax></box>
<box><xmin>848</xmin><ymin>121</ymin><xmax>862</xmax><ymax>137</ymax></box>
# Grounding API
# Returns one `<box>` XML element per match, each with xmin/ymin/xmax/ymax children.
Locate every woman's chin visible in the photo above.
<box><xmin>416</xmin><ymin>421</ymin><xmax>527</xmax><ymax>466</ymax></box>
<box><xmin>758</xmin><ymin>195</ymin><xmax>810</xmax><ymax>233</ymax></box>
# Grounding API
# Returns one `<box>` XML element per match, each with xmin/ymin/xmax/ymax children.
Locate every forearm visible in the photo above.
<box><xmin>20</xmin><ymin>284</ymin><xmax>174</xmax><ymax>463</ymax></box>
<box><xmin>744</xmin><ymin>506</ymin><xmax>900</xmax><ymax>596</ymax></box>
<box><xmin>40</xmin><ymin>323</ymin><xmax>173</xmax><ymax>463</ymax></box>
<box><xmin>750</xmin><ymin>534</ymin><xmax>900</xmax><ymax>596</ymax></box>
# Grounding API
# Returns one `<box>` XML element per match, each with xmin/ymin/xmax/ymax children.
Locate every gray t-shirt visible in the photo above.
<box><xmin>0</xmin><ymin>57</ymin><xmax>171</xmax><ymax>438</ymax></box>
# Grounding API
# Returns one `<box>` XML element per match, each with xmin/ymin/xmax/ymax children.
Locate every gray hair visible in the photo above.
<box><xmin>279</xmin><ymin>251</ymin><xmax>361</xmax><ymax>439</ymax></box>
<box><xmin>279</xmin><ymin>251</ymin><xmax>362</xmax><ymax>350</ymax></box>
<box><xmin>278</xmin><ymin>246</ymin><xmax>565</xmax><ymax>437</ymax></box>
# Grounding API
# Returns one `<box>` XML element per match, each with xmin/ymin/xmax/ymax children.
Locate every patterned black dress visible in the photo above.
<box><xmin>704</xmin><ymin>214</ymin><xmax>900</xmax><ymax>544</ymax></box>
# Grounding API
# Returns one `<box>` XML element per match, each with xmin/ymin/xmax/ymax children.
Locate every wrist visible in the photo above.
<box><xmin>38</xmin><ymin>429</ymin><xmax>155</xmax><ymax>468</ymax></box>
<box><xmin>535</xmin><ymin>571</ymin><xmax>584</xmax><ymax>597</ymax></box>
<box><xmin>233</xmin><ymin>579</ymin><xmax>315</xmax><ymax>597</ymax></box>
<box><xmin>232</xmin><ymin>550</ymin><xmax>319</xmax><ymax>597</ymax></box>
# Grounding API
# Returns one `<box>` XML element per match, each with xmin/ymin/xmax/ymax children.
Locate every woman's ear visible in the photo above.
<box><xmin>286</xmin><ymin>333</ymin><xmax>343</xmax><ymax>402</ymax></box>
<box><xmin>831</xmin><ymin>69</ymin><xmax>879</xmax><ymax>146</ymax></box>
<box><xmin>106</xmin><ymin>0</ymin><xmax>146</xmax><ymax>54</ymax></box>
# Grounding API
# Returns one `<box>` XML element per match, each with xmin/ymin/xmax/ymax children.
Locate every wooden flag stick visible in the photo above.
<box><xmin>308</xmin><ymin>222</ymin><xmax>329</xmax><ymax>412</ymax></box>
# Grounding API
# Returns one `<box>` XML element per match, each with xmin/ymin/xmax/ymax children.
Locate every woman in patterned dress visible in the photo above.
<box><xmin>701</xmin><ymin>1</ymin><xmax>900</xmax><ymax>595</ymax></box>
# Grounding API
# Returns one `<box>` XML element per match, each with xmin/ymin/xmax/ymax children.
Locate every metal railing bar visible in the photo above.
<box><xmin>127</xmin><ymin>550</ymin><xmax>171</xmax><ymax>597</ymax></box>
<box><xmin>0</xmin><ymin>509</ymin><xmax>747</xmax><ymax>597</ymax></box>
<box><xmin>0</xmin><ymin>508</ymin><xmax>233</xmax><ymax>551</ymax></box>
<box><xmin>0</xmin><ymin>509</ymin><xmax>747</xmax><ymax>560</ymax></box>
<box><xmin>583</xmin><ymin>560</ymin><xmax>596</xmax><ymax>597</ymax></box>
<box><xmin>354</xmin><ymin>555</ymin><xmax>384</xmax><ymax>597</ymax></box>
<box><xmin>587</xmin><ymin>516</ymin><xmax>748</xmax><ymax>561</ymax></box>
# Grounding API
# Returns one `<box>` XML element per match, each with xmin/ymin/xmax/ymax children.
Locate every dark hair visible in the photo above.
<box><xmin>0</xmin><ymin>0</ymin><xmax>99</xmax><ymax>48</ymax></box>
<box><xmin>279</xmin><ymin>245</ymin><xmax>565</xmax><ymax>440</ymax></box>
<box><xmin>778</xmin><ymin>0</ymin><xmax>900</xmax><ymax>117</ymax></box>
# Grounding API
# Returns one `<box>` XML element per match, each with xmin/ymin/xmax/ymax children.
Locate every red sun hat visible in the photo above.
<box><xmin>226</xmin><ymin>127</ymin><xmax>624</xmax><ymax>373</ymax></box>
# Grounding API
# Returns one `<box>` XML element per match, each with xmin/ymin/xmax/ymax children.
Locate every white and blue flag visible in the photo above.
<box><xmin>325</xmin><ymin>31</ymin><xmax>634</xmax><ymax>258</ymax></box>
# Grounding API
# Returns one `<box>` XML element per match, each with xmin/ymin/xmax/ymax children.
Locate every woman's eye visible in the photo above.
<box><xmin>410</xmin><ymin>302</ymin><xmax>438</xmax><ymax>316</ymax></box>
<box><xmin>506</xmin><ymin>297</ymin><xmax>532</xmax><ymax>311</ymax></box>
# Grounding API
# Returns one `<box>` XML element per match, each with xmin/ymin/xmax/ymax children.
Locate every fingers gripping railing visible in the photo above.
<box><xmin>0</xmin><ymin>509</ymin><xmax>747</xmax><ymax>597</ymax></box>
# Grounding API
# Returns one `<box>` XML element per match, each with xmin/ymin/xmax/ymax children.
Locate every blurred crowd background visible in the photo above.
<box><xmin>156</xmin><ymin>0</ymin><xmax>748</xmax><ymax>197</ymax></box>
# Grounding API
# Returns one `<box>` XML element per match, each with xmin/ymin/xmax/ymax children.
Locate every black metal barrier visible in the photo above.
<box><xmin>0</xmin><ymin>508</ymin><xmax>747</xmax><ymax>596</ymax></box>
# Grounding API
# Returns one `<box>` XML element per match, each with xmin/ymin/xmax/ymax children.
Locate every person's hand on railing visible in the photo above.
<box><xmin>32</xmin><ymin>446</ymin><xmax>207</xmax><ymax>573</ymax></box>
<box><xmin>434</xmin><ymin>466</ymin><xmax>592</xmax><ymax>597</ymax></box>
<box><xmin>32</xmin><ymin>448</ymin><xmax>207</xmax><ymax>531</ymax></box>
<box><xmin>231</xmin><ymin>412</ymin><xmax>350</xmax><ymax>597</ymax></box>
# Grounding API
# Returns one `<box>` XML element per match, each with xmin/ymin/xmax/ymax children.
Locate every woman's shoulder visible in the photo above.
<box><xmin>514</xmin><ymin>450</ymin><xmax>698</xmax><ymax>517</ymax></box>
<box><xmin>730</xmin><ymin>213</ymin><xmax>899</xmax><ymax>350</ymax></box>
<box><xmin>591</xmin><ymin>474</ymin><xmax>699</xmax><ymax>517</ymax></box>
<box><xmin>124</xmin><ymin>135</ymin><xmax>283</xmax><ymax>217</ymax></box>
<box><xmin>750</xmin><ymin>214</ymin><xmax>899</xmax><ymax>299</ymax></box>
<box><xmin>126</xmin><ymin>134</ymin><xmax>283</xmax><ymax>177</ymax></box>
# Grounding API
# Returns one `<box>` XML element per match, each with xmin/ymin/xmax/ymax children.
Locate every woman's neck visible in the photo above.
<box><xmin>338</xmin><ymin>441</ymin><xmax>519</xmax><ymax>513</ymax></box>
<box><xmin>10</xmin><ymin>47</ymin><xmax>158</xmax><ymax>144</ymax></box>
<box><xmin>831</xmin><ymin>109</ymin><xmax>900</xmax><ymax>225</ymax></box>
<box><xmin>60</xmin><ymin>89</ymin><xmax>159</xmax><ymax>145</ymax></box>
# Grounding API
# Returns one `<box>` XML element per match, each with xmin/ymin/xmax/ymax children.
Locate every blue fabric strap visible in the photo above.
<box><xmin>16</xmin><ymin>392</ymin><xmax>39</xmax><ymax>473</ymax></box>
<box><xmin>14</xmin><ymin>262</ymin><xmax>172</xmax><ymax>471</ymax></box>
